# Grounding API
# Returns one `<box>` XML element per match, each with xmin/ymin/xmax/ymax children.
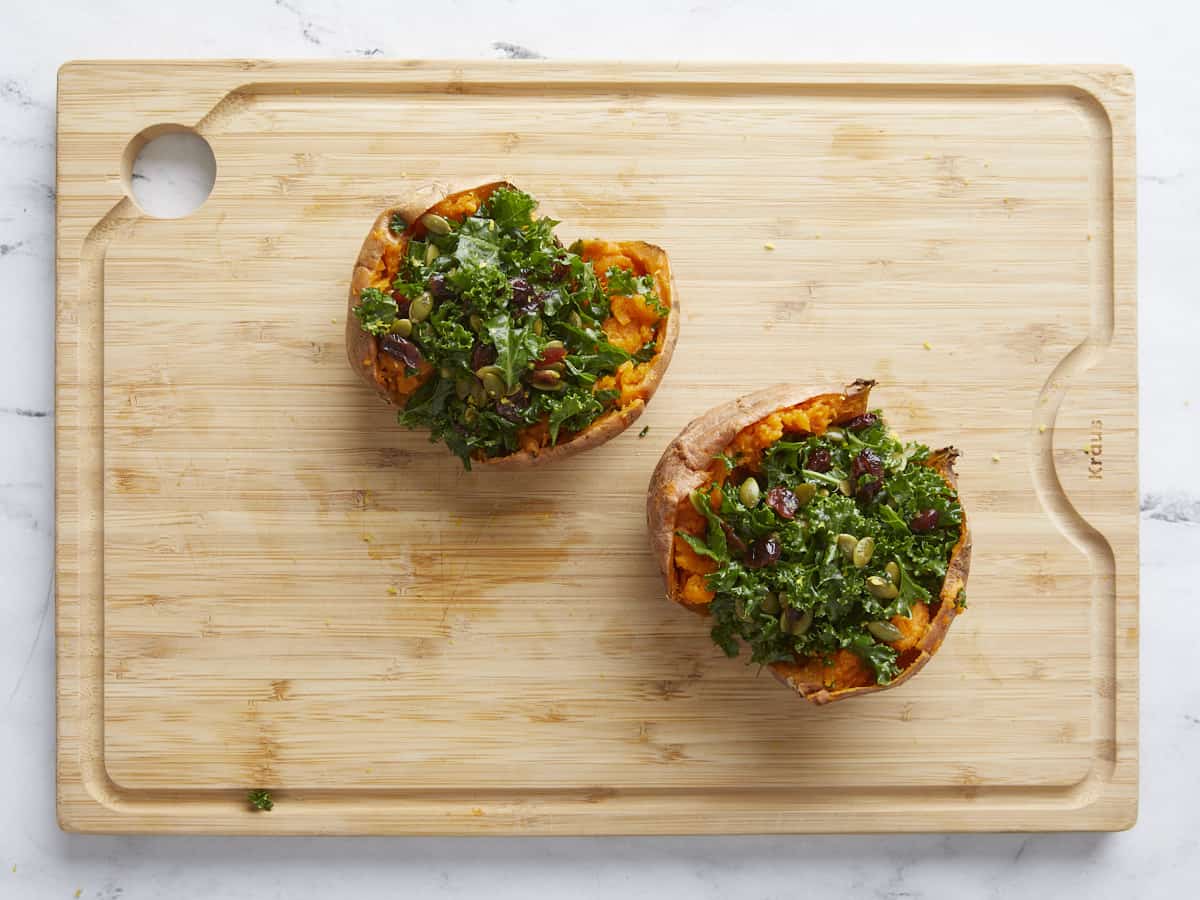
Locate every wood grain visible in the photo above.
<box><xmin>56</xmin><ymin>61</ymin><xmax>1137</xmax><ymax>834</ymax></box>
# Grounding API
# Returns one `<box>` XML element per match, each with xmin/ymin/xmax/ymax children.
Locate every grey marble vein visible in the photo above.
<box><xmin>493</xmin><ymin>41</ymin><xmax>546</xmax><ymax>60</ymax></box>
<box><xmin>1141</xmin><ymin>492</ymin><xmax>1200</xmax><ymax>525</ymax></box>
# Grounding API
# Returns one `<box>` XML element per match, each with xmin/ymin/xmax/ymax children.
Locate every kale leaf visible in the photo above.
<box><xmin>353</xmin><ymin>287</ymin><xmax>398</xmax><ymax>336</ymax></box>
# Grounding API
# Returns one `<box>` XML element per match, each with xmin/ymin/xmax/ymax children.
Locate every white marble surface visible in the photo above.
<box><xmin>3</xmin><ymin>1</ymin><xmax>1199</xmax><ymax>896</ymax></box>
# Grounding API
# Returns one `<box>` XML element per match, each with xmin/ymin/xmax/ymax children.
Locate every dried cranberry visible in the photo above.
<box><xmin>509</xmin><ymin>277</ymin><xmax>542</xmax><ymax>316</ymax></box>
<box><xmin>805</xmin><ymin>447</ymin><xmax>832</xmax><ymax>473</ymax></box>
<box><xmin>910</xmin><ymin>508</ymin><xmax>940</xmax><ymax>533</ymax></box>
<box><xmin>427</xmin><ymin>273</ymin><xmax>454</xmax><ymax>300</ymax></box>
<box><xmin>845</xmin><ymin>413</ymin><xmax>879</xmax><ymax>432</ymax></box>
<box><xmin>551</xmin><ymin>258</ymin><xmax>570</xmax><ymax>281</ymax></box>
<box><xmin>851</xmin><ymin>449</ymin><xmax>885</xmax><ymax>502</ymax></box>
<box><xmin>765</xmin><ymin>486</ymin><xmax>800</xmax><ymax>520</ymax></box>
<box><xmin>746</xmin><ymin>533</ymin><xmax>782</xmax><ymax>569</ymax></box>
<box><xmin>390</xmin><ymin>290</ymin><xmax>412</xmax><ymax>318</ymax></box>
<box><xmin>379</xmin><ymin>335</ymin><xmax>423</xmax><ymax>370</ymax></box>
<box><xmin>537</xmin><ymin>345</ymin><xmax>568</xmax><ymax>368</ymax></box>
<box><xmin>720</xmin><ymin>521</ymin><xmax>747</xmax><ymax>558</ymax></box>
<box><xmin>470</xmin><ymin>342</ymin><xmax>497</xmax><ymax>371</ymax></box>
<box><xmin>495</xmin><ymin>392</ymin><xmax>529</xmax><ymax>423</ymax></box>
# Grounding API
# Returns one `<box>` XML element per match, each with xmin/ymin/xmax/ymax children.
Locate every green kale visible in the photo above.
<box><xmin>483</xmin><ymin>186</ymin><xmax>537</xmax><ymax>231</ymax></box>
<box><xmin>352</xmin><ymin>287</ymin><xmax>398</xmax><ymax>336</ymax></box>
<box><xmin>691</xmin><ymin>410</ymin><xmax>963</xmax><ymax>686</ymax></box>
<box><xmin>485</xmin><ymin>315</ymin><xmax>541</xmax><ymax>389</ymax></box>
<box><xmin>247</xmin><ymin>789</ymin><xmax>274</xmax><ymax>811</ymax></box>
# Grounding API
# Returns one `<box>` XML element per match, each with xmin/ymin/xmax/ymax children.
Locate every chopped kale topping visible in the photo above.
<box><xmin>679</xmin><ymin>412</ymin><xmax>962</xmax><ymax>684</ymax></box>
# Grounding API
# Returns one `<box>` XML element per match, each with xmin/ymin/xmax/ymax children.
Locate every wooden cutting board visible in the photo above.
<box><xmin>55</xmin><ymin>61</ymin><xmax>1138</xmax><ymax>834</ymax></box>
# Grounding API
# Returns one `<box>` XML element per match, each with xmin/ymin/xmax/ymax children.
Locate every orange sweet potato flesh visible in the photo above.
<box><xmin>646</xmin><ymin>380</ymin><xmax>972</xmax><ymax>705</ymax></box>
<box><xmin>346</xmin><ymin>182</ymin><xmax>680</xmax><ymax>468</ymax></box>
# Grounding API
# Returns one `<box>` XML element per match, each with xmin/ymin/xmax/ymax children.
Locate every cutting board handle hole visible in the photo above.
<box><xmin>120</xmin><ymin>125</ymin><xmax>216</xmax><ymax>218</ymax></box>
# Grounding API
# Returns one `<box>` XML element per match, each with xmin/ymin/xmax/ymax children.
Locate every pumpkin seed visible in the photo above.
<box><xmin>532</xmin><ymin>317</ymin><xmax>544</xmax><ymax>336</ymax></box>
<box><xmin>424</xmin><ymin>243</ymin><xmax>440</xmax><ymax>265</ymax></box>
<box><xmin>389</xmin><ymin>318</ymin><xmax>412</xmax><ymax>338</ymax></box>
<box><xmin>544</xmin><ymin>339</ymin><xmax>566</xmax><ymax>353</ymax></box>
<box><xmin>468</xmin><ymin>378</ymin><xmax>487</xmax><ymax>406</ymax></box>
<box><xmin>825</xmin><ymin>428</ymin><xmax>845</xmax><ymax>443</ymax></box>
<box><xmin>568</xmin><ymin>311</ymin><xmax>583</xmax><ymax>328</ymax></box>
<box><xmin>865</xmin><ymin>576</ymin><xmax>899</xmax><ymax>601</ymax></box>
<box><xmin>481</xmin><ymin>373</ymin><xmax>505</xmax><ymax>398</ymax></box>
<box><xmin>469</xmin><ymin>313</ymin><xmax>483</xmax><ymax>332</ymax></box>
<box><xmin>837</xmin><ymin>478</ymin><xmax>853</xmax><ymax>497</ymax></box>
<box><xmin>476</xmin><ymin>365</ymin><xmax>506</xmax><ymax>398</ymax></box>
<box><xmin>760</xmin><ymin>591</ymin><xmax>781</xmax><ymax>615</ymax></box>
<box><xmin>836</xmin><ymin>533</ymin><xmax>858</xmax><ymax>559</ymax></box>
<box><xmin>782</xmin><ymin>607</ymin><xmax>813</xmax><ymax>636</ymax></box>
<box><xmin>530</xmin><ymin>369</ymin><xmax>563</xmax><ymax>390</ymax></box>
<box><xmin>793</xmin><ymin>483</ymin><xmax>818</xmax><ymax>506</ymax></box>
<box><xmin>463</xmin><ymin>405</ymin><xmax>478</xmax><ymax>424</ymax></box>
<box><xmin>884</xmin><ymin>561</ymin><xmax>900</xmax><ymax>584</ymax></box>
<box><xmin>420</xmin><ymin>213</ymin><xmax>452</xmax><ymax>236</ymax></box>
<box><xmin>739</xmin><ymin>477</ymin><xmax>761</xmax><ymax>508</ymax></box>
<box><xmin>852</xmin><ymin>536</ymin><xmax>876</xmax><ymax>568</ymax></box>
<box><xmin>868</xmin><ymin>620</ymin><xmax>903</xmax><ymax>642</ymax></box>
<box><xmin>409</xmin><ymin>292</ymin><xmax>434</xmax><ymax>323</ymax></box>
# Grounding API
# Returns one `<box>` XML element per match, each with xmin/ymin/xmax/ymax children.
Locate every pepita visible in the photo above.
<box><xmin>424</xmin><ymin>243</ymin><xmax>440</xmax><ymax>265</ymax></box>
<box><xmin>825</xmin><ymin>428</ymin><xmax>845</xmax><ymax>443</ymax></box>
<box><xmin>867</xmin><ymin>620</ymin><xmax>903</xmax><ymax>642</ymax></box>
<box><xmin>532</xmin><ymin>317</ymin><xmax>544</xmax><ymax>336</ymax></box>
<box><xmin>420</xmin><ymin>213</ymin><xmax>452</xmax><ymax>236</ymax></box>
<box><xmin>530</xmin><ymin>369</ymin><xmax>563</xmax><ymax>390</ymax></box>
<box><xmin>760</xmin><ymin>592</ymin><xmax>781</xmax><ymax>615</ymax></box>
<box><xmin>852</xmin><ymin>536</ymin><xmax>876</xmax><ymax>568</ymax></box>
<box><xmin>782</xmin><ymin>607</ymin><xmax>813</xmax><ymax>636</ymax></box>
<box><xmin>836</xmin><ymin>534</ymin><xmax>858</xmax><ymax>559</ymax></box>
<box><xmin>837</xmin><ymin>478</ymin><xmax>853</xmax><ymax>496</ymax></box>
<box><xmin>409</xmin><ymin>292</ymin><xmax>434</xmax><ymax>323</ymax></box>
<box><xmin>567</xmin><ymin>311</ymin><xmax>583</xmax><ymax>328</ymax></box>
<box><xmin>884</xmin><ymin>561</ymin><xmax>901</xmax><ymax>584</ymax></box>
<box><xmin>793</xmin><ymin>483</ymin><xmax>818</xmax><ymax>506</ymax></box>
<box><xmin>739</xmin><ymin>477</ymin><xmax>762</xmax><ymax>508</ymax></box>
<box><xmin>389</xmin><ymin>318</ymin><xmax>413</xmax><ymax>338</ymax></box>
<box><xmin>462</xmin><ymin>405</ymin><xmax>478</xmax><ymax>424</ymax></box>
<box><xmin>476</xmin><ymin>365</ymin><xmax>507</xmax><ymax>399</ymax></box>
<box><xmin>865</xmin><ymin>576</ymin><xmax>899</xmax><ymax>601</ymax></box>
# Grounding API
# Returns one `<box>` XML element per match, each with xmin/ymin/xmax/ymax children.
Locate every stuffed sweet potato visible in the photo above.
<box><xmin>346</xmin><ymin>181</ymin><xmax>678</xmax><ymax>468</ymax></box>
<box><xmin>647</xmin><ymin>380</ymin><xmax>971</xmax><ymax>704</ymax></box>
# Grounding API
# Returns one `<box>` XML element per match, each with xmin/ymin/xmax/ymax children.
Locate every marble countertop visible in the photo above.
<box><xmin>3</xmin><ymin>1</ymin><xmax>1198</xmax><ymax>896</ymax></box>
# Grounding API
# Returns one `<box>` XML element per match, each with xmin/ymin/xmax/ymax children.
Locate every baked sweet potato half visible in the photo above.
<box><xmin>647</xmin><ymin>380</ymin><xmax>971</xmax><ymax>704</ymax></box>
<box><xmin>346</xmin><ymin>181</ymin><xmax>678</xmax><ymax>468</ymax></box>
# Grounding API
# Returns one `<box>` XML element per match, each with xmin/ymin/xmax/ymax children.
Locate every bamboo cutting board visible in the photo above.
<box><xmin>55</xmin><ymin>62</ymin><xmax>1138</xmax><ymax>834</ymax></box>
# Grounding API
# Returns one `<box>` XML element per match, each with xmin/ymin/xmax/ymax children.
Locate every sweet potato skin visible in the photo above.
<box><xmin>646</xmin><ymin>381</ymin><xmax>971</xmax><ymax>705</ymax></box>
<box><xmin>346</xmin><ymin>182</ymin><xmax>679</xmax><ymax>468</ymax></box>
